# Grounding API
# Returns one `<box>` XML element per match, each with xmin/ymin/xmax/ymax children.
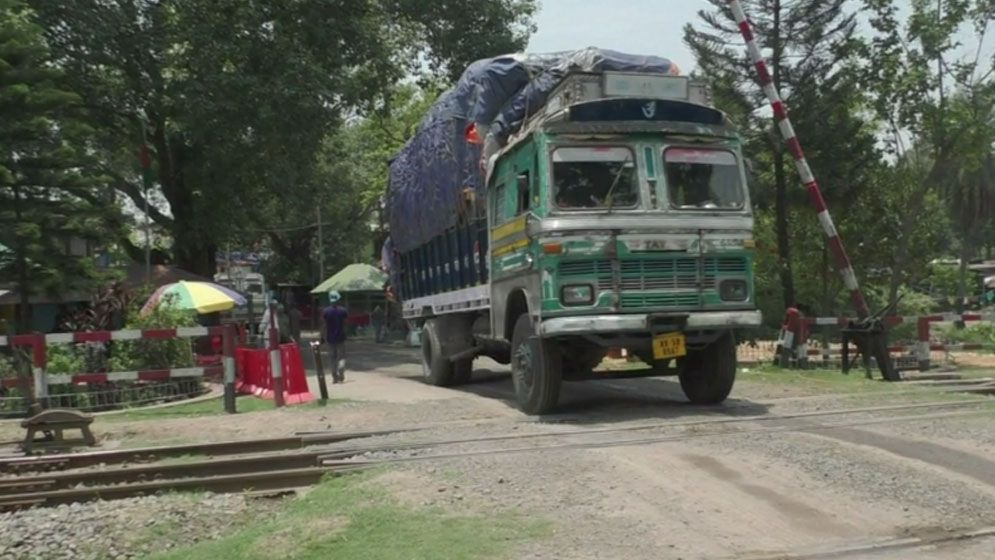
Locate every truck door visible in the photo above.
<box><xmin>490</xmin><ymin>151</ymin><xmax>540</xmax><ymax>341</ymax></box>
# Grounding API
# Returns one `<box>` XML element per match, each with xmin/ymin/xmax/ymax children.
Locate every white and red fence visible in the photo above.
<box><xmin>770</xmin><ymin>312</ymin><xmax>995</xmax><ymax>372</ymax></box>
<box><xmin>0</xmin><ymin>325</ymin><xmax>239</xmax><ymax>414</ymax></box>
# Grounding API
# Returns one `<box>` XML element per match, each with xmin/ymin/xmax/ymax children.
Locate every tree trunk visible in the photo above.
<box><xmin>770</xmin><ymin>0</ymin><xmax>795</xmax><ymax>310</ymax></box>
<box><xmin>12</xmin><ymin>186</ymin><xmax>31</xmax><ymax>333</ymax></box>
<box><xmin>151</xmin><ymin>128</ymin><xmax>217</xmax><ymax>277</ymax></box>
<box><xmin>821</xmin><ymin>242</ymin><xmax>829</xmax><ymax>314</ymax></box>
<box><xmin>774</xmin><ymin>149</ymin><xmax>795</xmax><ymax>309</ymax></box>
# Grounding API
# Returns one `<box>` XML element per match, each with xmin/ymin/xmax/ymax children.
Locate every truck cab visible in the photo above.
<box><xmin>397</xmin><ymin>68</ymin><xmax>761</xmax><ymax>414</ymax></box>
<box><xmin>483</xmin><ymin>72</ymin><xmax>760</xmax><ymax>412</ymax></box>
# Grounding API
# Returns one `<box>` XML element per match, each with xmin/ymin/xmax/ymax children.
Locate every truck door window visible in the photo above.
<box><xmin>552</xmin><ymin>146</ymin><xmax>638</xmax><ymax>210</ymax></box>
<box><xmin>663</xmin><ymin>148</ymin><xmax>744</xmax><ymax>210</ymax></box>
<box><xmin>516</xmin><ymin>172</ymin><xmax>530</xmax><ymax>214</ymax></box>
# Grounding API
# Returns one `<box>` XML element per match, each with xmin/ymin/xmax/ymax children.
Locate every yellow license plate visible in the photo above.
<box><xmin>652</xmin><ymin>332</ymin><xmax>687</xmax><ymax>360</ymax></box>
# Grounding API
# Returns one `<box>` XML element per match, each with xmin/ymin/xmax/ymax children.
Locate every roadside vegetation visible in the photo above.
<box><xmin>150</xmin><ymin>472</ymin><xmax>550</xmax><ymax>560</ymax></box>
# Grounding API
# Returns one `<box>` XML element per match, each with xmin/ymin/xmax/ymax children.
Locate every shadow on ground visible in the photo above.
<box><xmin>314</xmin><ymin>340</ymin><xmax>770</xmax><ymax>424</ymax></box>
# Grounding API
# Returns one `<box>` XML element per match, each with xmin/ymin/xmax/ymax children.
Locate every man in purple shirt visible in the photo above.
<box><xmin>321</xmin><ymin>291</ymin><xmax>348</xmax><ymax>383</ymax></box>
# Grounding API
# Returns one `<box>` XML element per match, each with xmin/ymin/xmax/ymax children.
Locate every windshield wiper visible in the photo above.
<box><xmin>604</xmin><ymin>154</ymin><xmax>632</xmax><ymax>214</ymax></box>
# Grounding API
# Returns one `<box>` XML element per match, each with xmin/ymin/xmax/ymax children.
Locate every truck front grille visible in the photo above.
<box><xmin>559</xmin><ymin>256</ymin><xmax>746</xmax><ymax>309</ymax></box>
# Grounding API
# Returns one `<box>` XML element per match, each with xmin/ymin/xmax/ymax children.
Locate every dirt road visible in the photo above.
<box><xmin>315</xmin><ymin>341</ymin><xmax>995</xmax><ymax>560</ymax></box>
<box><xmin>7</xmin><ymin>340</ymin><xmax>992</xmax><ymax>559</ymax></box>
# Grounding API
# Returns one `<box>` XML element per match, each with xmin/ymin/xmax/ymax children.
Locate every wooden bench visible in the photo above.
<box><xmin>21</xmin><ymin>409</ymin><xmax>97</xmax><ymax>453</ymax></box>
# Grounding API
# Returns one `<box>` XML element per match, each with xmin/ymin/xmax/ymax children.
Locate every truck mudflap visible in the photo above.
<box><xmin>539</xmin><ymin>310</ymin><xmax>762</xmax><ymax>337</ymax></box>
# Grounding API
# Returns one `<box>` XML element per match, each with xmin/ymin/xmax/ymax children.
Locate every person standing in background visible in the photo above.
<box><xmin>288</xmin><ymin>303</ymin><xmax>303</xmax><ymax>342</ymax></box>
<box><xmin>321</xmin><ymin>291</ymin><xmax>348</xmax><ymax>383</ymax></box>
<box><xmin>371</xmin><ymin>305</ymin><xmax>385</xmax><ymax>343</ymax></box>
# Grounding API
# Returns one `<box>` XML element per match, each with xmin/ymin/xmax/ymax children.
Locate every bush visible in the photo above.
<box><xmin>108</xmin><ymin>298</ymin><xmax>198</xmax><ymax>371</ymax></box>
<box><xmin>0</xmin><ymin>353</ymin><xmax>16</xmax><ymax>380</ymax></box>
<box><xmin>941</xmin><ymin>323</ymin><xmax>995</xmax><ymax>346</ymax></box>
<box><xmin>46</xmin><ymin>344</ymin><xmax>87</xmax><ymax>375</ymax></box>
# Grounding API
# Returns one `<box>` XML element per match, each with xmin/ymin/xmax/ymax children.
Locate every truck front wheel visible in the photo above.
<box><xmin>678</xmin><ymin>331</ymin><xmax>737</xmax><ymax>404</ymax></box>
<box><xmin>510</xmin><ymin>314</ymin><xmax>562</xmax><ymax>414</ymax></box>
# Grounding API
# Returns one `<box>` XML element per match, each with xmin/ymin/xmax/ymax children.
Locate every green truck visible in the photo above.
<box><xmin>386</xmin><ymin>50</ymin><xmax>760</xmax><ymax>414</ymax></box>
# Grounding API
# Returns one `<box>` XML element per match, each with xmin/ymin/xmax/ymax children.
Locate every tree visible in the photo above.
<box><xmin>31</xmin><ymin>0</ymin><xmax>537</xmax><ymax>277</ymax></box>
<box><xmin>0</xmin><ymin>0</ymin><xmax>121</xmax><ymax>331</ymax></box>
<box><xmin>685</xmin><ymin>0</ymin><xmax>874</xmax><ymax>315</ymax></box>
<box><xmin>253</xmin><ymin>84</ymin><xmax>439</xmax><ymax>284</ymax></box>
<box><xmin>862</xmin><ymin>0</ymin><xmax>995</xmax><ymax>310</ymax></box>
<box><xmin>385</xmin><ymin>0</ymin><xmax>538</xmax><ymax>82</ymax></box>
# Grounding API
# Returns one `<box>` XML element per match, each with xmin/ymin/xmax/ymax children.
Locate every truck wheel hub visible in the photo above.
<box><xmin>513</xmin><ymin>344</ymin><xmax>535</xmax><ymax>388</ymax></box>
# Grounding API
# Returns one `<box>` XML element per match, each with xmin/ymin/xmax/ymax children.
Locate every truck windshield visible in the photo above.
<box><xmin>664</xmin><ymin>148</ymin><xmax>744</xmax><ymax>210</ymax></box>
<box><xmin>552</xmin><ymin>146</ymin><xmax>638</xmax><ymax>210</ymax></box>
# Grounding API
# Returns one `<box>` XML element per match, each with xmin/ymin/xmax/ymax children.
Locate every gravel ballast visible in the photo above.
<box><xmin>0</xmin><ymin>492</ymin><xmax>273</xmax><ymax>560</ymax></box>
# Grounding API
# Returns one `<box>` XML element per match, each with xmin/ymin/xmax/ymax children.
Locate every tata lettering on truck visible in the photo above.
<box><xmin>383</xmin><ymin>48</ymin><xmax>761</xmax><ymax>414</ymax></box>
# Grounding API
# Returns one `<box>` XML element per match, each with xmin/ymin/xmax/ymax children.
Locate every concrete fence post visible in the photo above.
<box><xmin>917</xmin><ymin>317</ymin><xmax>933</xmax><ymax>371</ymax></box>
<box><xmin>32</xmin><ymin>333</ymin><xmax>48</xmax><ymax>410</ymax></box>
<box><xmin>223</xmin><ymin>324</ymin><xmax>237</xmax><ymax>413</ymax></box>
<box><xmin>268</xmin><ymin>302</ymin><xmax>285</xmax><ymax>407</ymax></box>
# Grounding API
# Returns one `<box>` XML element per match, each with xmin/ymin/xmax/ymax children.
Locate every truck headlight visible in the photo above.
<box><xmin>561</xmin><ymin>284</ymin><xmax>594</xmax><ymax>305</ymax></box>
<box><xmin>719</xmin><ymin>279</ymin><xmax>749</xmax><ymax>302</ymax></box>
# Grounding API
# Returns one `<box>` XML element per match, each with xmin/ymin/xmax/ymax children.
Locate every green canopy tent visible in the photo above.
<box><xmin>312</xmin><ymin>263</ymin><xmax>387</xmax><ymax>295</ymax></box>
<box><xmin>311</xmin><ymin>264</ymin><xmax>388</xmax><ymax>331</ymax></box>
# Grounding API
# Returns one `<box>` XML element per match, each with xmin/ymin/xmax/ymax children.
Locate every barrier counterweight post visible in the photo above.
<box><xmin>223</xmin><ymin>324</ymin><xmax>237</xmax><ymax>413</ymax></box>
<box><xmin>310</xmin><ymin>341</ymin><xmax>330</xmax><ymax>402</ymax></box>
<box><xmin>268</xmin><ymin>302</ymin><xmax>285</xmax><ymax>407</ymax></box>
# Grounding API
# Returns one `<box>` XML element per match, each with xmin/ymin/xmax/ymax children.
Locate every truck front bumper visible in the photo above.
<box><xmin>539</xmin><ymin>310</ymin><xmax>762</xmax><ymax>337</ymax></box>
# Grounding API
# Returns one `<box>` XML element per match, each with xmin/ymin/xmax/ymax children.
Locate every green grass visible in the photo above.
<box><xmin>107</xmin><ymin>395</ymin><xmax>334</xmax><ymax>422</ymax></box>
<box><xmin>738</xmin><ymin>364</ymin><xmax>896</xmax><ymax>394</ymax></box>
<box><xmin>149</xmin><ymin>472</ymin><xmax>550</xmax><ymax>560</ymax></box>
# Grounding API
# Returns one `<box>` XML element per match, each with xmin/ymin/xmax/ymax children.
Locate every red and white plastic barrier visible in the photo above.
<box><xmin>235</xmin><ymin>343</ymin><xmax>314</xmax><ymax>405</ymax></box>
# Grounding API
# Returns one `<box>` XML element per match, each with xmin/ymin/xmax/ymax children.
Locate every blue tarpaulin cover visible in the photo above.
<box><xmin>386</xmin><ymin>48</ymin><xmax>676</xmax><ymax>253</ymax></box>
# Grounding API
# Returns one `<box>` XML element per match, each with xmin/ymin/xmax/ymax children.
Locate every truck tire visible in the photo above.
<box><xmin>510</xmin><ymin>314</ymin><xmax>562</xmax><ymax>414</ymax></box>
<box><xmin>678</xmin><ymin>331</ymin><xmax>737</xmax><ymax>404</ymax></box>
<box><xmin>421</xmin><ymin>319</ymin><xmax>456</xmax><ymax>386</ymax></box>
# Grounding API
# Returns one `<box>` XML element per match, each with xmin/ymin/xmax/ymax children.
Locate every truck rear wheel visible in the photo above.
<box><xmin>679</xmin><ymin>331</ymin><xmax>737</xmax><ymax>404</ymax></box>
<box><xmin>510</xmin><ymin>314</ymin><xmax>562</xmax><ymax>414</ymax></box>
<box><xmin>421</xmin><ymin>319</ymin><xmax>456</xmax><ymax>386</ymax></box>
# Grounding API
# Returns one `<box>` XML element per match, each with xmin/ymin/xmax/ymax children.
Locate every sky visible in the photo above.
<box><xmin>527</xmin><ymin>0</ymin><xmax>706</xmax><ymax>74</ymax></box>
<box><xmin>527</xmin><ymin>0</ymin><xmax>994</xmax><ymax>75</ymax></box>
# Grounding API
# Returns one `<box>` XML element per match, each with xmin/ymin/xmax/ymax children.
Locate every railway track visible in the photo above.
<box><xmin>0</xmin><ymin>428</ymin><xmax>410</xmax><ymax>474</ymax></box>
<box><xmin>0</xmin><ymin>397</ymin><xmax>991</xmax><ymax>512</ymax></box>
<box><xmin>322</xmin><ymin>408</ymin><xmax>991</xmax><ymax>467</ymax></box>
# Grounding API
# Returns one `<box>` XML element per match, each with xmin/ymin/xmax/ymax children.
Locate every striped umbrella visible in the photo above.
<box><xmin>142</xmin><ymin>281</ymin><xmax>247</xmax><ymax>315</ymax></box>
